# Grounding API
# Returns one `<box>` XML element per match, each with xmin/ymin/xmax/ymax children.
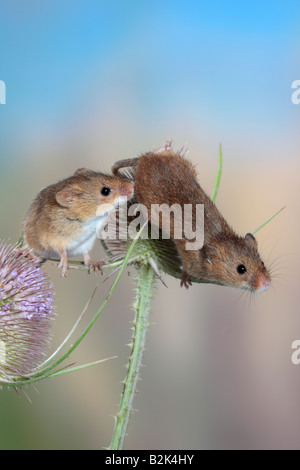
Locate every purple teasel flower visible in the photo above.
<box><xmin>0</xmin><ymin>241</ymin><xmax>55</xmax><ymax>382</ymax></box>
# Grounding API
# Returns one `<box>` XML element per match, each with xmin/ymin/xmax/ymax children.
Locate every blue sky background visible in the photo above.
<box><xmin>0</xmin><ymin>0</ymin><xmax>299</xmax><ymax>164</ymax></box>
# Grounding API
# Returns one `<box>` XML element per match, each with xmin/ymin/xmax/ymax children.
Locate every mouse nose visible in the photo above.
<box><xmin>249</xmin><ymin>271</ymin><xmax>271</xmax><ymax>292</ymax></box>
<box><xmin>257</xmin><ymin>276</ymin><xmax>271</xmax><ymax>292</ymax></box>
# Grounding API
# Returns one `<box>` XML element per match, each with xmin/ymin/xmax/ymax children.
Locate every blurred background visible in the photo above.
<box><xmin>0</xmin><ymin>0</ymin><xmax>299</xmax><ymax>450</ymax></box>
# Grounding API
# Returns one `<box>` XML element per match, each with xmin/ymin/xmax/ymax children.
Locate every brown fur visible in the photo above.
<box><xmin>112</xmin><ymin>148</ymin><xmax>271</xmax><ymax>291</ymax></box>
<box><xmin>24</xmin><ymin>168</ymin><xmax>134</xmax><ymax>276</ymax></box>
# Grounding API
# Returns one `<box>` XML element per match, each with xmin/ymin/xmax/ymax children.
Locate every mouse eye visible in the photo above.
<box><xmin>237</xmin><ymin>264</ymin><xmax>247</xmax><ymax>275</ymax></box>
<box><xmin>101</xmin><ymin>187</ymin><xmax>111</xmax><ymax>196</ymax></box>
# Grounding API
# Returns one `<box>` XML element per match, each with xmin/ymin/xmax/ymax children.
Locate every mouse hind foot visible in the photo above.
<box><xmin>58</xmin><ymin>250</ymin><xmax>69</xmax><ymax>277</ymax></box>
<box><xmin>83</xmin><ymin>253</ymin><xmax>106</xmax><ymax>274</ymax></box>
<box><xmin>180</xmin><ymin>271</ymin><xmax>192</xmax><ymax>289</ymax></box>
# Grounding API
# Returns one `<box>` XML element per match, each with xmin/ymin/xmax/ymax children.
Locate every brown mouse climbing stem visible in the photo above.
<box><xmin>112</xmin><ymin>144</ymin><xmax>271</xmax><ymax>292</ymax></box>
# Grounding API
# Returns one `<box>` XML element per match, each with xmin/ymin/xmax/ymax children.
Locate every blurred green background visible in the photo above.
<box><xmin>0</xmin><ymin>0</ymin><xmax>300</xmax><ymax>449</ymax></box>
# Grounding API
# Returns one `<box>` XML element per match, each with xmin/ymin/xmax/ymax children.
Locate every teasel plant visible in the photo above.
<box><xmin>0</xmin><ymin>239</ymin><xmax>123</xmax><ymax>398</ymax></box>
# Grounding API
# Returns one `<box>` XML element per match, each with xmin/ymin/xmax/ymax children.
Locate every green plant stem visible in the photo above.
<box><xmin>210</xmin><ymin>143</ymin><xmax>222</xmax><ymax>203</ymax></box>
<box><xmin>109</xmin><ymin>263</ymin><xmax>156</xmax><ymax>450</ymax></box>
<box><xmin>251</xmin><ymin>206</ymin><xmax>285</xmax><ymax>235</ymax></box>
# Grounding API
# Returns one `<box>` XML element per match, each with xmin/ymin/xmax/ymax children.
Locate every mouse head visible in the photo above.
<box><xmin>201</xmin><ymin>232</ymin><xmax>271</xmax><ymax>292</ymax></box>
<box><xmin>55</xmin><ymin>170</ymin><xmax>134</xmax><ymax>220</ymax></box>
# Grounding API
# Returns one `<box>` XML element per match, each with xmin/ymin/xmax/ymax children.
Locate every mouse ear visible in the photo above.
<box><xmin>201</xmin><ymin>244</ymin><xmax>217</xmax><ymax>264</ymax></box>
<box><xmin>245</xmin><ymin>233</ymin><xmax>258</xmax><ymax>248</ymax></box>
<box><xmin>74</xmin><ymin>168</ymin><xmax>92</xmax><ymax>177</ymax></box>
<box><xmin>56</xmin><ymin>189</ymin><xmax>76</xmax><ymax>207</ymax></box>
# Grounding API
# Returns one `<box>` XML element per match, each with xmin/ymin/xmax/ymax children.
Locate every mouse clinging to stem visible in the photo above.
<box><xmin>23</xmin><ymin>168</ymin><xmax>134</xmax><ymax>277</ymax></box>
<box><xmin>112</xmin><ymin>142</ymin><xmax>271</xmax><ymax>292</ymax></box>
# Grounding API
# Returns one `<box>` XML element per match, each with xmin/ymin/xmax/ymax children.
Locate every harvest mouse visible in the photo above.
<box><xmin>112</xmin><ymin>144</ymin><xmax>271</xmax><ymax>292</ymax></box>
<box><xmin>24</xmin><ymin>168</ymin><xmax>134</xmax><ymax>276</ymax></box>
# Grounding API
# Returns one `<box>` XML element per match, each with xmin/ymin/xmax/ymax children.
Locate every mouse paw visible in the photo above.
<box><xmin>180</xmin><ymin>271</ymin><xmax>192</xmax><ymax>289</ymax></box>
<box><xmin>88</xmin><ymin>260</ymin><xmax>106</xmax><ymax>274</ymax></box>
<box><xmin>58</xmin><ymin>254</ymin><xmax>69</xmax><ymax>277</ymax></box>
<box><xmin>84</xmin><ymin>254</ymin><xmax>106</xmax><ymax>274</ymax></box>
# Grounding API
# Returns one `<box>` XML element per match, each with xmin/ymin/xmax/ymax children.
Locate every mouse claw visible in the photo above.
<box><xmin>180</xmin><ymin>271</ymin><xmax>192</xmax><ymax>289</ymax></box>
<box><xmin>60</xmin><ymin>269</ymin><xmax>68</xmax><ymax>278</ymax></box>
<box><xmin>58</xmin><ymin>262</ymin><xmax>68</xmax><ymax>277</ymax></box>
<box><xmin>58</xmin><ymin>252</ymin><xmax>69</xmax><ymax>277</ymax></box>
<box><xmin>84</xmin><ymin>254</ymin><xmax>106</xmax><ymax>274</ymax></box>
<box><xmin>88</xmin><ymin>260</ymin><xmax>106</xmax><ymax>275</ymax></box>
